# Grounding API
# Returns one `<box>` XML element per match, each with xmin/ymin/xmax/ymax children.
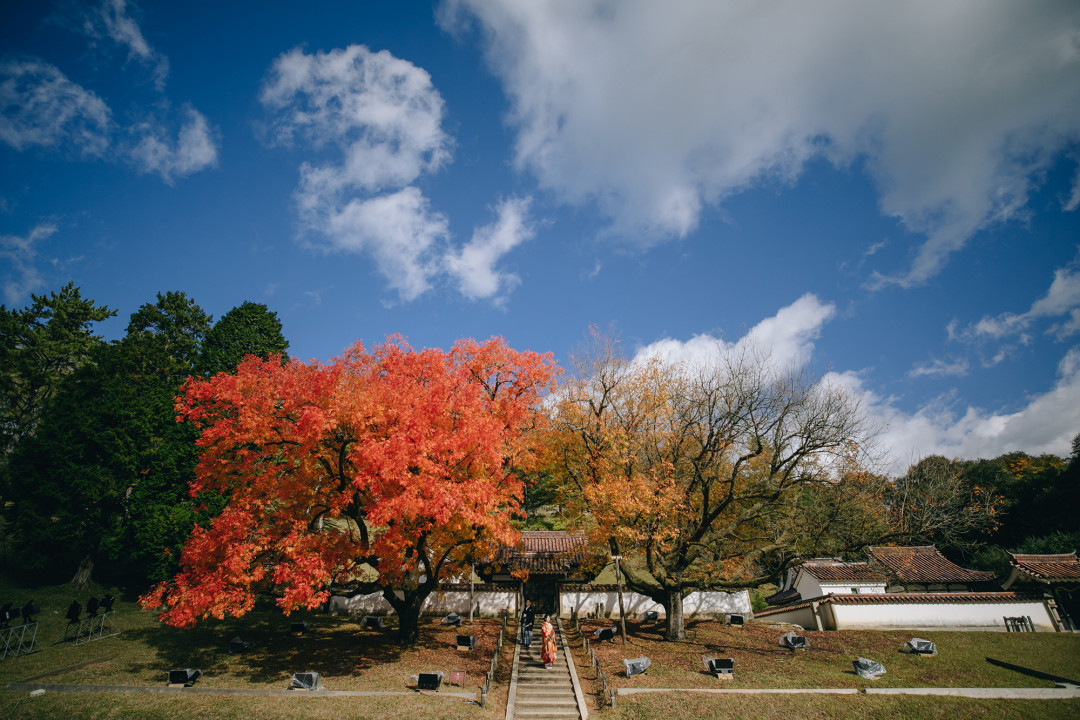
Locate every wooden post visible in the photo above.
<box><xmin>613</xmin><ymin>555</ymin><xmax>627</xmax><ymax>645</ymax></box>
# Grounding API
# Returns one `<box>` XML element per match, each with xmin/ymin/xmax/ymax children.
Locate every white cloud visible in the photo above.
<box><xmin>261</xmin><ymin>45</ymin><xmax>534</xmax><ymax>304</ymax></box>
<box><xmin>82</xmin><ymin>0</ymin><xmax>169</xmax><ymax>90</ymax></box>
<box><xmin>261</xmin><ymin>45</ymin><xmax>456</xmax><ymax>300</ymax></box>
<box><xmin>442</xmin><ymin>0</ymin><xmax>1080</xmax><ymax>284</ymax></box>
<box><xmin>445</xmin><ymin>196</ymin><xmax>534</xmax><ymax>302</ymax></box>
<box><xmin>829</xmin><ymin>347</ymin><xmax>1080</xmax><ymax>475</ymax></box>
<box><xmin>128</xmin><ymin>105</ymin><xmax>218</xmax><ymax>183</ymax></box>
<box><xmin>323</xmin><ymin>188</ymin><xmax>450</xmax><ymax>301</ymax></box>
<box><xmin>957</xmin><ymin>259</ymin><xmax>1080</xmax><ymax>341</ymax></box>
<box><xmin>0</xmin><ymin>222</ymin><xmax>58</xmax><ymax>305</ymax></box>
<box><xmin>1</xmin><ymin>5</ymin><xmax>218</xmax><ymax>185</ymax></box>
<box><xmin>628</xmin><ymin>293</ymin><xmax>1079</xmax><ymax>474</ymax></box>
<box><xmin>261</xmin><ymin>45</ymin><xmax>451</xmax><ymax>190</ymax></box>
<box><xmin>1066</xmin><ymin>163</ymin><xmax>1080</xmax><ymax>212</ymax></box>
<box><xmin>634</xmin><ymin>293</ymin><xmax>836</xmax><ymax>371</ymax></box>
<box><xmin>908</xmin><ymin>358</ymin><xmax>969</xmax><ymax>379</ymax></box>
<box><xmin>0</xmin><ymin>59</ymin><xmax>111</xmax><ymax>154</ymax></box>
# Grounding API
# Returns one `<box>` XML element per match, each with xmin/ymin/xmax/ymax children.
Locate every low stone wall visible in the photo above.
<box><xmin>559</xmin><ymin>584</ymin><xmax>752</xmax><ymax>620</ymax></box>
<box><xmin>328</xmin><ymin>584</ymin><xmax>516</xmax><ymax>617</ymax></box>
<box><xmin>328</xmin><ymin>584</ymin><xmax>753</xmax><ymax>620</ymax></box>
<box><xmin>825</xmin><ymin>598</ymin><xmax>1057</xmax><ymax>631</ymax></box>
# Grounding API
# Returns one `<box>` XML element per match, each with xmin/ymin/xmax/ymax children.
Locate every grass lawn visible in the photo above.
<box><xmin>0</xmin><ymin>575</ymin><xmax>511</xmax><ymax>719</ymax></box>
<box><xmin>568</xmin><ymin>618</ymin><xmax>1080</xmax><ymax>720</ymax></box>
<box><xmin>1</xmin><ymin>575</ymin><xmax>1078</xmax><ymax>719</ymax></box>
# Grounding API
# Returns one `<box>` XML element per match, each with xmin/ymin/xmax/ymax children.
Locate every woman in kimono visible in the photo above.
<box><xmin>540</xmin><ymin>615</ymin><xmax>557</xmax><ymax>669</ymax></box>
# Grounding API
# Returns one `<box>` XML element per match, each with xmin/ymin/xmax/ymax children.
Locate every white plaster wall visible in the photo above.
<box><xmin>329</xmin><ymin>592</ymin><xmax>392</xmax><ymax>616</ymax></box>
<box><xmin>819</xmin><ymin>582</ymin><xmax>886</xmax><ymax>595</ymax></box>
<box><xmin>794</xmin><ymin>574</ymin><xmax>823</xmax><ymax>598</ymax></box>
<box><xmin>831</xmin><ymin>601</ymin><xmax>1055</xmax><ymax>631</ymax></box>
<box><xmin>328</xmin><ymin>588</ymin><xmax>517</xmax><ymax>617</ymax></box>
<box><xmin>423</xmin><ymin>589</ymin><xmax>517</xmax><ymax>616</ymax></box>
<box><xmin>559</xmin><ymin>588</ymin><xmax>751</xmax><ymax>619</ymax></box>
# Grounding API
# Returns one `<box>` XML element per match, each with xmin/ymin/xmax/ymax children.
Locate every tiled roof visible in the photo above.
<box><xmin>822</xmin><ymin>591</ymin><xmax>1042</xmax><ymax>605</ymax></box>
<box><xmin>868</xmin><ymin>546</ymin><xmax>996</xmax><ymax>584</ymax></box>
<box><xmin>765</xmin><ymin>587</ymin><xmax>802</xmax><ymax>606</ymax></box>
<box><xmin>800</xmin><ymin>559</ymin><xmax>887</xmax><ymax>583</ymax></box>
<box><xmin>1009</xmin><ymin>552</ymin><xmax>1080</xmax><ymax>582</ymax></box>
<box><xmin>521</xmin><ymin>531</ymin><xmax>586</xmax><ymax>554</ymax></box>
<box><xmin>497</xmin><ymin>531</ymin><xmax>588</xmax><ymax>573</ymax></box>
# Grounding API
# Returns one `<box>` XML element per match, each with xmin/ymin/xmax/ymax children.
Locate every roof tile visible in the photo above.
<box><xmin>800</xmin><ymin>559</ymin><xmax>887</xmax><ymax>583</ymax></box>
<box><xmin>868</xmin><ymin>545</ymin><xmax>996</xmax><ymax>584</ymax></box>
<box><xmin>1009</xmin><ymin>552</ymin><xmax>1080</xmax><ymax>581</ymax></box>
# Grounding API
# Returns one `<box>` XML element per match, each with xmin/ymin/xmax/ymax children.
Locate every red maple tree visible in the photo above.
<box><xmin>140</xmin><ymin>336</ymin><xmax>558</xmax><ymax>644</ymax></box>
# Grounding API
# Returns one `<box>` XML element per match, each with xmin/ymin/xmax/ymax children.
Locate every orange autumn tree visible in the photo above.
<box><xmin>545</xmin><ymin>332</ymin><xmax>874</xmax><ymax>640</ymax></box>
<box><xmin>141</xmin><ymin>336</ymin><xmax>558</xmax><ymax>645</ymax></box>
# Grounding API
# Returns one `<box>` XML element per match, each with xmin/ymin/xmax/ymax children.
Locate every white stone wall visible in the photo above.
<box><xmin>328</xmin><ymin>587</ymin><xmax>517</xmax><ymax>617</ymax></box>
<box><xmin>794</xmin><ymin>572</ymin><xmax>885</xmax><ymax>598</ymax></box>
<box><xmin>559</xmin><ymin>587</ymin><xmax>751</xmax><ymax>619</ymax></box>
<box><xmin>818</xmin><ymin>582</ymin><xmax>886</xmax><ymax>595</ymax></box>
<box><xmin>824</xmin><ymin>600</ymin><xmax>1056</xmax><ymax>631</ymax></box>
<box><xmin>424</xmin><ymin>588</ymin><xmax>518</xmax><ymax>616</ymax></box>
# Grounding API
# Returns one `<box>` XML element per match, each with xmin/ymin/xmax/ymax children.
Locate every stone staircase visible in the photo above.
<box><xmin>507</xmin><ymin>620</ymin><xmax>585</xmax><ymax>720</ymax></box>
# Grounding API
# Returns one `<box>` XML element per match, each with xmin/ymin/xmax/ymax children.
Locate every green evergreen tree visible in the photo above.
<box><xmin>5</xmin><ymin>292</ymin><xmax>214</xmax><ymax>588</ymax></box>
<box><xmin>199</xmin><ymin>301</ymin><xmax>288</xmax><ymax>375</ymax></box>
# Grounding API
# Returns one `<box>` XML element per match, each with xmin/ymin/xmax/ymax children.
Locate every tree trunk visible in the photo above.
<box><xmin>70</xmin><ymin>554</ymin><xmax>94</xmax><ymax>590</ymax></box>
<box><xmin>396</xmin><ymin>595</ymin><xmax>424</xmax><ymax>645</ymax></box>
<box><xmin>383</xmin><ymin>586</ymin><xmax>430</xmax><ymax>646</ymax></box>
<box><xmin>663</xmin><ymin>588</ymin><xmax>686</xmax><ymax>641</ymax></box>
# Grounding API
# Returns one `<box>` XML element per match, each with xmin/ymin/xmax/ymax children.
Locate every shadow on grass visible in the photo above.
<box><xmin>120</xmin><ymin>613</ymin><xmax>419</xmax><ymax>684</ymax></box>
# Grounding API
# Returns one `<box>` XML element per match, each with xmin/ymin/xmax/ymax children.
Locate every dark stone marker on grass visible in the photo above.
<box><xmin>289</xmin><ymin>671</ymin><xmax>324</xmax><ymax>690</ymax></box>
<box><xmin>703</xmin><ymin>656</ymin><xmax>734</xmax><ymax>676</ymax></box>
<box><xmin>168</xmin><ymin>668</ymin><xmax>202</xmax><ymax>687</ymax></box>
<box><xmin>229</xmin><ymin>636</ymin><xmax>253</xmax><ymax>654</ymax></box>
<box><xmin>593</xmin><ymin>626</ymin><xmax>616</xmax><ymax>642</ymax></box>
<box><xmin>779</xmin><ymin>631</ymin><xmax>808</xmax><ymax>649</ymax></box>
<box><xmin>417</xmin><ymin>671</ymin><xmax>443</xmax><ymax>690</ymax></box>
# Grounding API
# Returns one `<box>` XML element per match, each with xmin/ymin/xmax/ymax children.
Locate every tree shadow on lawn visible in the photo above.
<box><xmin>122</xmin><ymin>613</ymin><xmax>504</xmax><ymax>688</ymax></box>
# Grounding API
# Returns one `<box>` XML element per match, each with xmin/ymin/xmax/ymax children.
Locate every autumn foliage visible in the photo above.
<box><xmin>140</xmin><ymin>337</ymin><xmax>558</xmax><ymax>643</ymax></box>
<box><xmin>546</xmin><ymin>331</ymin><xmax>874</xmax><ymax>640</ymax></box>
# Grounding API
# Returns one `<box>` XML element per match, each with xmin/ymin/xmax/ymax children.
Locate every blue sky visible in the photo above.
<box><xmin>3</xmin><ymin>0</ymin><xmax>1080</xmax><ymax>472</ymax></box>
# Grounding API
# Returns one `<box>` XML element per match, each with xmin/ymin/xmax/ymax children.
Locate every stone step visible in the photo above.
<box><xmin>513</xmin><ymin>625</ymin><xmax>579</xmax><ymax>720</ymax></box>
<box><xmin>517</xmin><ymin>698</ymin><xmax>578</xmax><ymax>706</ymax></box>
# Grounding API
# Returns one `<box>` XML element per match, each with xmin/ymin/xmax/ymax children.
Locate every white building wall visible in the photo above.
<box><xmin>559</xmin><ymin>588</ymin><xmax>751</xmax><ymax>619</ymax></box>
<box><xmin>829</xmin><ymin>600</ymin><xmax>1055</xmax><ymax>631</ymax></box>
<box><xmin>424</xmin><ymin>588</ymin><xmax>518</xmax><ymax>616</ymax></box>
<box><xmin>818</xmin><ymin>582</ymin><xmax>886</xmax><ymax>595</ymax></box>
<box><xmin>328</xmin><ymin>588</ymin><xmax>518</xmax><ymax>617</ymax></box>
<box><xmin>793</xmin><ymin>574</ymin><xmax>823</xmax><ymax>598</ymax></box>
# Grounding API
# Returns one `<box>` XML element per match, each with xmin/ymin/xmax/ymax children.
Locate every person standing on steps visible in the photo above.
<box><xmin>520</xmin><ymin>599</ymin><xmax>535</xmax><ymax>647</ymax></box>
<box><xmin>540</xmin><ymin>614</ymin><xmax>557</xmax><ymax>669</ymax></box>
